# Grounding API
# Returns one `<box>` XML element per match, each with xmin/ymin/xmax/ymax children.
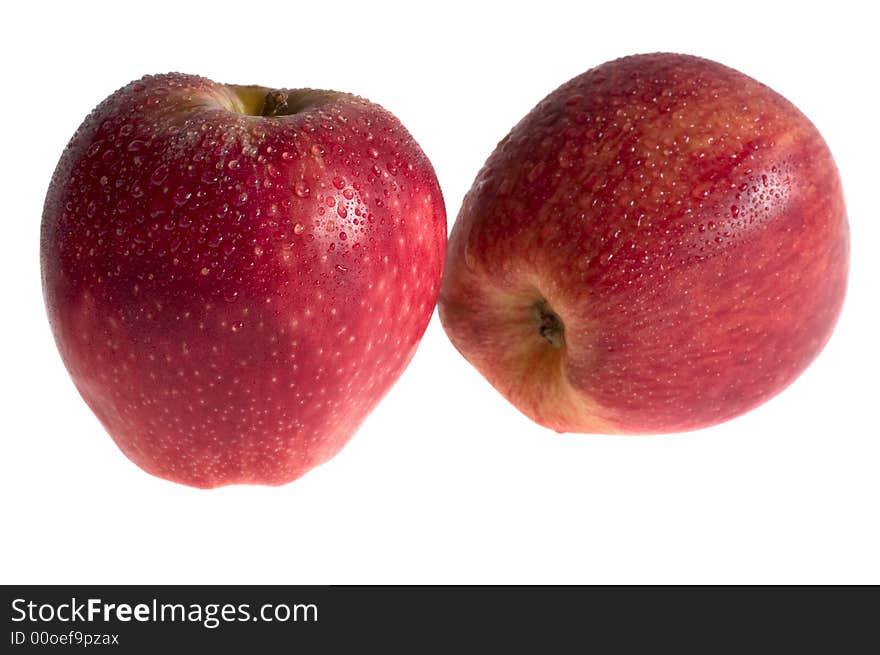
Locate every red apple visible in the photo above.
<box><xmin>439</xmin><ymin>53</ymin><xmax>848</xmax><ymax>434</ymax></box>
<box><xmin>42</xmin><ymin>73</ymin><xmax>446</xmax><ymax>487</ymax></box>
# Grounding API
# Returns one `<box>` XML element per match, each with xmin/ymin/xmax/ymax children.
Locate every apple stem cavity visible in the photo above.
<box><xmin>261</xmin><ymin>90</ymin><xmax>290</xmax><ymax>117</ymax></box>
<box><xmin>222</xmin><ymin>85</ymin><xmax>342</xmax><ymax>119</ymax></box>
<box><xmin>534</xmin><ymin>300</ymin><xmax>564</xmax><ymax>348</ymax></box>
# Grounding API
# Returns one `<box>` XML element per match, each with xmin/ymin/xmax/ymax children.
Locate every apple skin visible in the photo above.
<box><xmin>42</xmin><ymin>73</ymin><xmax>446</xmax><ymax>487</ymax></box>
<box><xmin>439</xmin><ymin>53</ymin><xmax>848</xmax><ymax>434</ymax></box>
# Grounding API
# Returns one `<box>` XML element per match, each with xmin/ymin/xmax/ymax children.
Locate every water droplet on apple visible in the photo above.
<box><xmin>294</xmin><ymin>223</ymin><xmax>305</xmax><ymax>235</ymax></box>
<box><xmin>690</xmin><ymin>183</ymin><xmax>710</xmax><ymax>199</ymax></box>
<box><xmin>173</xmin><ymin>187</ymin><xmax>192</xmax><ymax>206</ymax></box>
<box><xmin>333</xmin><ymin>176</ymin><xmax>345</xmax><ymax>189</ymax></box>
<box><xmin>294</xmin><ymin>181</ymin><xmax>310</xmax><ymax>198</ymax></box>
<box><xmin>337</xmin><ymin>206</ymin><xmax>348</xmax><ymax>219</ymax></box>
<box><xmin>342</xmin><ymin>189</ymin><xmax>354</xmax><ymax>200</ymax></box>
<box><xmin>150</xmin><ymin>165</ymin><xmax>169</xmax><ymax>185</ymax></box>
<box><xmin>336</xmin><ymin>264</ymin><xmax>348</xmax><ymax>273</ymax></box>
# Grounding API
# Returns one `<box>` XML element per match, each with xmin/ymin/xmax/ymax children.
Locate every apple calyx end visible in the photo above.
<box><xmin>534</xmin><ymin>300</ymin><xmax>564</xmax><ymax>348</ymax></box>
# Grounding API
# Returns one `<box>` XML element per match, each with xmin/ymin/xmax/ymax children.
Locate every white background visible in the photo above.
<box><xmin>1</xmin><ymin>0</ymin><xmax>877</xmax><ymax>584</ymax></box>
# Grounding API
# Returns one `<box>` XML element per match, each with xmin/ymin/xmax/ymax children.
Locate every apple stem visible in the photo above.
<box><xmin>261</xmin><ymin>90</ymin><xmax>290</xmax><ymax>117</ymax></box>
<box><xmin>534</xmin><ymin>301</ymin><xmax>564</xmax><ymax>348</ymax></box>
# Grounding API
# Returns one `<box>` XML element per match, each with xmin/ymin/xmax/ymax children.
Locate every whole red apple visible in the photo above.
<box><xmin>440</xmin><ymin>53</ymin><xmax>848</xmax><ymax>434</ymax></box>
<box><xmin>42</xmin><ymin>73</ymin><xmax>446</xmax><ymax>487</ymax></box>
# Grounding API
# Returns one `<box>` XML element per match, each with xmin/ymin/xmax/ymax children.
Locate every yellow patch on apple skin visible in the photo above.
<box><xmin>221</xmin><ymin>85</ymin><xmax>267</xmax><ymax>115</ymax></box>
<box><xmin>493</xmin><ymin>323</ymin><xmax>621</xmax><ymax>435</ymax></box>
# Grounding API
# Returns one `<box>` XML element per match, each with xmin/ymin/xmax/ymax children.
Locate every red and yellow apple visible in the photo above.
<box><xmin>440</xmin><ymin>53</ymin><xmax>848</xmax><ymax>433</ymax></box>
<box><xmin>42</xmin><ymin>73</ymin><xmax>446</xmax><ymax>487</ymax></box>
